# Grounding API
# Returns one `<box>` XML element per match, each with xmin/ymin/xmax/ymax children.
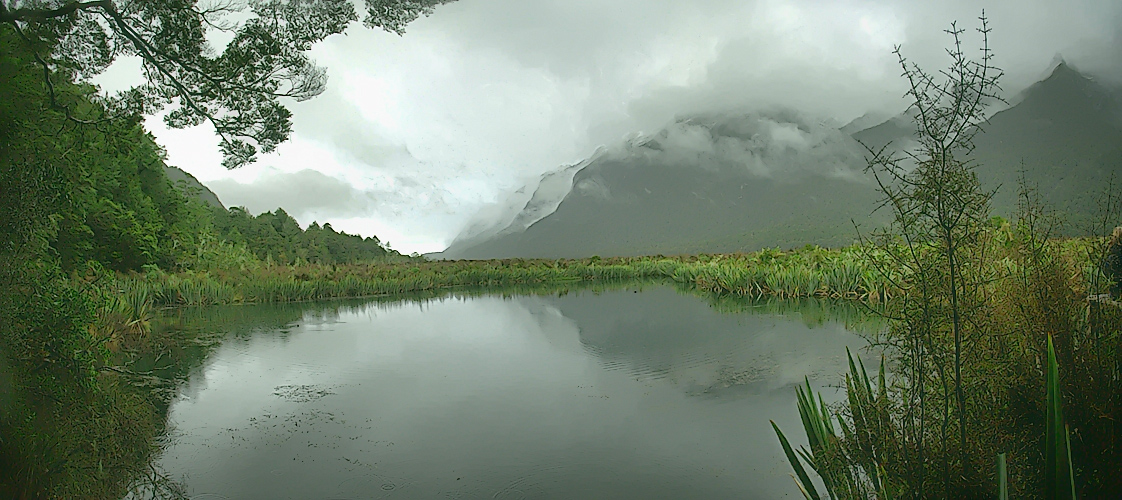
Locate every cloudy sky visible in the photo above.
<box><xmin>98</xmin><ymin>0</ymin><xmax>1122</xmax><ymax>254</ymax></box>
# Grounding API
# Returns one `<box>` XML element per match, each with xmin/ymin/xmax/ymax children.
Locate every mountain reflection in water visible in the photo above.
<box><xmin>144</xmin><ymin>286</ymin><xmax>876</xmax><ymax>499</ymax></box>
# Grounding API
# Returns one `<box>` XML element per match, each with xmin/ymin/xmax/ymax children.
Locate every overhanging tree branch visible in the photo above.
<box><xmin>2</xmin><ymin>0</ymin><xmax>456</xmax><ymax>168</ymax></box>
<box><xmin>0</xmin><ymin>0</ymin><xmax>111</xmax><ymax>23</ymax></box>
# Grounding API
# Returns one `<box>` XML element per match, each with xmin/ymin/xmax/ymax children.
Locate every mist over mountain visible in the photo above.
<box><xmin>450</xmin><ymin>154</ymin><xmax>595</xmax><ymax>248</ymax></box>
<box><xmin>438</xmin><ymin>110</ymin><xmax>886</xmax><ymax>259</ymax></box>
<box><xmin>439</xmin><ymin>62</ymin><xmax>1122</xmax><ymax>259</ymax></box>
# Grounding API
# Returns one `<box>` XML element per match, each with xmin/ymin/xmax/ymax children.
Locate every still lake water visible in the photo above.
<box><xmin>153</xmin><ymin>286</ymin><xmax>875</xmax><ymax>499</ymax></box>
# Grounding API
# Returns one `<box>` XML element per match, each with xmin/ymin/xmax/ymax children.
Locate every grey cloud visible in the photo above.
<box><xmin>623</xmin><ymin>110</ymin><xmax>867</xmax><ymax>182</ymax></box>
<box><xmin>207</xmin><ymin>167</ymin><xmax>472</xmax><ymax>249</ymax></box>
<box><xmin>429</xmin><ymin>1</ymin><xmax>679</xmax><ymax>75</ymax></box>
<box><xmin>287</xmin><ymin>86</ymin><xmax>412</xmax><ymax>167</ymax></box>
<box><xmin>899</xmin><ymin>0</ymin><xmax>1122</xmax><ymax>85</ymax></box>
<box><xmin>574</xmin><ymin>176</ymin><xmax>612</xmax><ymax>200</ymax></box>
<box><xmin>159</xmin><ymin>0</ymin><xmax>1122</xmax><ymax>253</ymax></box>
<box><xmin>451</xmin><ymin>152</ymin><xmax>598</xmax><ymax>245</ymax></box>
<box><xmin>429</xmin><ymin>0</ymin><xmax>1122</xmax><ymax>117</ymax></box>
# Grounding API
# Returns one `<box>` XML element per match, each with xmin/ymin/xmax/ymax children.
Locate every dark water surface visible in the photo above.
<box><xmin>152</xmin><ymin>286</ymin><xmax>874</xmax><ymax>499</ymax></box>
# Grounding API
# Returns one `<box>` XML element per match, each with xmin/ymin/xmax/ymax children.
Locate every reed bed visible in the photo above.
<box><xmin>100</xmin><ymin>245</ymin><xmax>897</xmax><ymax>312</ymax></box>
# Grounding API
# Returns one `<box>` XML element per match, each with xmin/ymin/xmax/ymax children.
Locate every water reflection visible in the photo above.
<box><xmin>551</xmin><ymin>287</ymin><xmax>874</xmax><ymax>396</ymax></box>
<box><xmin>143</xmin><ymin>286</ymin><xmax>877</xmax><ymax>499</ymax></box>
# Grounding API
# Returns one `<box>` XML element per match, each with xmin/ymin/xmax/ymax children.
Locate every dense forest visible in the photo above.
<box><xmin>211</xmin><ymin>207</ymin><xmax>399</xmax><ymax>266</ymax></box>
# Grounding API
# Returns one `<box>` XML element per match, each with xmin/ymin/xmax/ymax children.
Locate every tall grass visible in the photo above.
<box><xmin>772</xmin><ymin>350</ymin><xmax>895</xmax><ymax>499</ymax></box>
<box><xmin>1044</xmin><ymin>334</ymin><xmax>1077</xmax><ymax>500</ymax></box>
<box><xmin>772</xmin><ymin>221</ymin><xmax>1120</xmax><ymax>497</ymax></box>
<box><xmin>101</xmin><ymin>245</ymin><xmax>897</xmax><ymax>310</ymax></box>
<box><xmin>777</xmin><ymin>333</ymin><xmax>1082</xmax><ymax>499</ymax></box>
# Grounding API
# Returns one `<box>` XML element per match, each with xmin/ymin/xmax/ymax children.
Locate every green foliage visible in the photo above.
<box><xmin>108</xmin><ymin>247</ymin><xmax>897</xmax><ymax>309</ymax></box>
<box><xmin>772</xmin><ymin>352</ymin><xmax>894</xmax><ymax>500</ymax></box>
<box><xmin>0</xmin><ymin>0</ymin><xmax>456</xmax><ymax>168</ymax></box>
<box><xmin>0</xmin><ymin>6</ymin><xmax>448</xmax><ymax>494</ymax></box>
<box><xmin>3</xmin><ymin>24</ymin><xmax>400</xmax><ymax>276</ymax></box>
<box><xmin>764</xmin><ymin>166</ymin><xmax>1122</xmax><ymax>498</ymax></box>
<box><xmin>0</xmin><ymin>259</ymin><xmax>98</xmax><ymax>385</ymax></box>
<box><xmin>208</xmin><ymin>208</ymin><xmax>398</xmax><ymax>266</ymax></box>
<box><xmin>792</xmin><ymin>194</ymin><xmax>1121</xmax><ymax>499</ymax></box>
<box><xmin>997</xmin><ymin>453</ymin><xmax>1008</xmax><ymax>500</ymax></box>
<box><xmin>993</xmin><ymin>333</ymin><xmax>1080</xmax><ymax>500</ymax></box>
<box><xmin>1044</xmin><ymin>335</ymin><xmax>1077</xmax><ymax>500</ymax></box>
<box><xmin>772</xmin><ymin>14</ymin><xmax>1122</xmax><ymax>499</ymax></box>
<box><xmin>861</xmin><ymin>16</ymin><xmax>1004</xmax><ymax>489</ymax></box>
<box><xmin>773</xmin><ymin>418</ymin><xmax>822</xmax><ymax>500</ymax></box>
<box><xmin>0</xmin><ymin>255</ymin><xmax>156</xmax><ymax>499</ymax></box>
<box><xmin>1</xmin><ymin>24</ymin><xmax>210</xmax><ymax>270</ymax></box>
<box><xmin>680</xmin><ymin>246</ymin><xmax>892</xmax><ymax>300</ymax></box>
<box><xmin>1</xmin><ymin>23</ymin><xmax>85</xmax><ymax>252</ymax></box>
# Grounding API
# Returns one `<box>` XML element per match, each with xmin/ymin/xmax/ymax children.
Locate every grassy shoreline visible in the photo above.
<box><xmin>92</xmin><ymin>234</ymin><xmax>1105</xmax><ymax>342</ymax></box>
<box><xmin>107</xmin><ymin>245</ymin><xmax>894</xmax><ymax>313</ymax></box>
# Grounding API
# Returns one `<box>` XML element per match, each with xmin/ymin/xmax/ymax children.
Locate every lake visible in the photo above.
<box><xmin>147</xmin><ymin>285</ymin><xmax>876</xmax><ymax>499</ymax></box>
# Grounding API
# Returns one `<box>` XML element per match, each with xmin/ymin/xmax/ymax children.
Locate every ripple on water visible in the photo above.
<box><xmin>592</xmin><ymin>336</ymin><xmax>766</xmax><ymax>388</ymax></box>
<box><xmin>336</xmin><ymin>471</ymin><xmax>416</xmax><ymax>499</ymax></box>
<box><xmin>482</xmin><ymin>451</ymin><xmax>724</xmax><ymax>499</ymax></box>
<box><xmin>489</xmin><ymin>463</ymin><xmax>568</xmax><ymax>499</ymax></box>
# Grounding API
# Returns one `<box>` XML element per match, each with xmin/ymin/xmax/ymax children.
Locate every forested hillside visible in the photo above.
<box><xmin>0</xmin><ymin>25</ymin><xmax>398</xmax><ymax>273</ymax></box>
<box><xmin>1</xmin><ymin>25</ymin><xmax>205</xmax><ymax>270</ymax></box>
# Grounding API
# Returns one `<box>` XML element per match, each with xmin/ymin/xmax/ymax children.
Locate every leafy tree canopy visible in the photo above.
<box><xmin>0</xmin><ymin>0</ymin><xmax>455</xmax><ymax>168</ymax></box>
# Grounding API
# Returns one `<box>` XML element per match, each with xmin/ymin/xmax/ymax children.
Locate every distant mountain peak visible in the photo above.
<box><xmin>1025</xmin><ymin>58</ymin><xmax>1098</xmax><ymax>95</ymax></box>
<box><xmin>1033</xmin><ymin>55</ymin><xmax>1094</xmax><ymax>83</ymax></box>
<box><xmin>1008</xmin><ymin>56</ymin><xmax>1122</xmax><ymax>127</ymax></box>
<box><xmin>1048</xmin><ymin>54</ymin><xmax>1070</xmax><ymax>72</ymax></box>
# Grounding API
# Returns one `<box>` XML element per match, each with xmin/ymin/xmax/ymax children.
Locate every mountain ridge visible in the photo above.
<box><xmin>437</xmin><ymin>63</ymin><xmax>1122</xmax><ymax>260</ymax></box>
<box><xmin>438</xmin><ymin>111</ymin><xmax>885</xmax><ymax>259</ymax></box>
<box><xmin>163</xmin><ymin>165</ymin><xmax>225</xmax><ymax>210</ymax></box>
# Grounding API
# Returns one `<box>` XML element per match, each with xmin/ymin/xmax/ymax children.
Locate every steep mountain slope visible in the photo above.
<box><xmin>163</xmin><ymin>165</ymin><xmax>225</xmax><ymax>209</ymax></box>
<box><xmin>972</xmin><ymin>62</ymin><xmax>1122</xmax><ymax>227</ymax></box>
<box><xmin>449</xmin><ymin>154</ymin><xmax>593</xmax><ymax>252</ymax></box>
<box><xmin>854</xmin><ymin>62</ymin><xmax>1122</xmax><ymax>228</ymax></box>
<box><xmin>441</xmin><ymin>112</ymin><xmax>885</xmax><ymax>259</ymax></box>
<box><xmin>442</xmin><ymin>63</ymin><xmax>1122</xmax><ymax>260</ymax></box>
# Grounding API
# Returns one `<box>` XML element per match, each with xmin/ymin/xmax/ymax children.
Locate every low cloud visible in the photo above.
<box><xmin>628</xmin><ymin>110</ymin><xmax>865</xmax><ymax>180</ymax></box>
<box><xmin>453</xmin><ymin>109</ymin><xmax>871</xmax><ymax>245</ymax></box>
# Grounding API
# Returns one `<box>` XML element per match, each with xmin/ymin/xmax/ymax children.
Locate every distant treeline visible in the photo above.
<box><xmin>211</xmin><ymin>207</ymin><xmax>398</xmax><ymax>266</ymax></box>
<box><xmin>39</xmin><ymin>136</ymin><xmax>403</xmax><ymax>272</ymax></box>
